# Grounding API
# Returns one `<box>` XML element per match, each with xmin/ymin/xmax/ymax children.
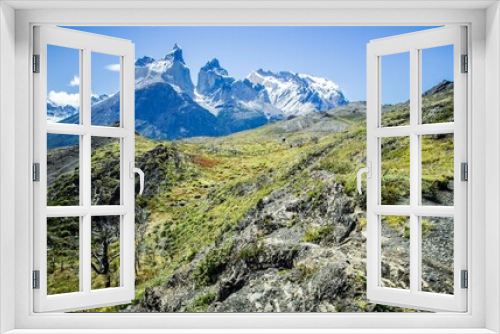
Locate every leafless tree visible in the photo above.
<box><xmin>91</xmin><ymin>216</ymin><xmax>120</xmax><ymax>288</ymax></box>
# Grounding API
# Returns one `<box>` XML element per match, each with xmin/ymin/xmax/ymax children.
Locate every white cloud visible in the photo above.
<box><xmin>47</xmin><ymin>90</ymin><xmax>80</xmax><ymax>108</ymax></box>
<box><xmin>105</xmin><ymin>63</ymin><xmax>121</xmax><ymax>72</ymax></box>
<box><xmin>69</xmin><ymin>75</ymin><xmax>80</xmax><ymax>87</ymax></box>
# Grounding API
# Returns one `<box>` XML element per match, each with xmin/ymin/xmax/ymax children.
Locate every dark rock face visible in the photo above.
<box><xmin>134</xmin><ymin>82</ymin><xmax>217</xmax><ymax>140</ymax></box>
<box><xmin>54</xmin><ymin>82</ymin><xmax>219</xmax><ymax>142</ymax></box>
<box><xmin>196</xmin><ymin>58</ymin><xmax>234</xmax><ymax>96</ymax></box>
<box><xmin>135</xmin><ymin>56</ymin><xmax>155</xmax><ymax>67</ymax></box>
<box><xmin>125</xmin><ymin>177</ymin><xmax>371</xmax><ymax>313</ymax></box>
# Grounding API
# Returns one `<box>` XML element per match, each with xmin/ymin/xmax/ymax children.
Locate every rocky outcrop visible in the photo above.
<box><xmin>126</xmin><ymin>172</ymin><xmax>388</xmax><ymax>312</ymax></box>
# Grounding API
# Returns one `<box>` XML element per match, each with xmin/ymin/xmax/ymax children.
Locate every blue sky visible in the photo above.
<box><xmin>48</xmin><ymin>26</ymin><xmax>453</xmax><ymax>105</ymax></box>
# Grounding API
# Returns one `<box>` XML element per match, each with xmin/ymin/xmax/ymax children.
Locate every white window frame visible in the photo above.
<box><xmin>365</xmin><ymin>26</ymin><xmax>467</xmax><ymax>312</ymax></box>
<box><xmin>32</xmin><ymin>26</ymin><xmax>136</xmax><ymax>312</ymax></box>
<box><xmin>1</xmin><ymin>2</ymin><xmax>498</xmax><ymax>333</ymax></box>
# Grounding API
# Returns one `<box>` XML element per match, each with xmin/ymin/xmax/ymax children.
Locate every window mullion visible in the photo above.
<box><xmin>82</xmin><ymin>214</ymin><xmax>91</xmax><ymax>293</ymax></box>
<box><xmin>81</xmin><ymin>48</ymin><xmax>92</xmax><ymax>294</ymax></box>
<box><xmin>409</xmin><ymin>47</ymin><xmax>420</xmax><ymax>295</ymax></box>
<box><xmin>82</xmin><ymin>48</ymin><xmax>91</xmax><ymax>209</ymax></box>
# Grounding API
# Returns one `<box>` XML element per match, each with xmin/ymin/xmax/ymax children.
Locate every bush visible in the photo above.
<box><xmin>193</xmin><ymin>240</ymin><xmax>234</xmax><ymax>288</ymax></box>
<box><xmin>303</xmin><ymin>225</ymin><xmax>334</xmax><ymax>244</ymax></box>
<box><xmin>236</xmin><ymin>242</ymin><xmax>265</xmax><ymax>262</ymax></box>
<box><xmin>184</xmin><ymin>292</ymin><xmax>217</xmax><ymax>312</ymax></box>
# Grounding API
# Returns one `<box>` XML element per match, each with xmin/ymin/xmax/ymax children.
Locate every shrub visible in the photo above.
<box><xmin>193</xmin><ymin>240</ymin><xmax>234</xmax><ymax>288</ymax></box>
<box><xmin>236</xmin><ymin>242</ymin><xmax>265</xmax><ymax>262</ymax></box>
<box><xmin>184</xmin><ymin>292</ymin><xmax>217</xmax><ymax>312</ymax></box>
<box><xmin>303</xmin><ymin>225</ymin><xmax>334</xmax><ymax>244</ymax></box>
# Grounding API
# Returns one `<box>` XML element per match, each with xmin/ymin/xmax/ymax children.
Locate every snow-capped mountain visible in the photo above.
<box><xmin>50</xmin><ymin>44</ymin><xmax>349</xmax><ymax>147</ymax></box>
<box><xmin>46</xmin><ymin>101</ymin><xmax>78</xmax><ymax>122</ymax></box>
<box><xmin>247</xmin><ymin>69</ymin><xmax>348</xmax><ymax>117</ymax></box>
<box><xmin>91</xmin><ymin>93</ymin><xmax>109</xmax><ymax>106</ymax></box>
<box><xmin>135</xmin><ymin>44</ymin><xmax>195</xmax><ymax>96</ymax></box>
<box><xmin>47</xmin><ymin>93</ymin><xmax>110</xmax><ymax>122</ymax></box>
<box><xmin>195</xmin><ymin>58</ymin><xmax>283</xmax><ymax>133</ymax></box>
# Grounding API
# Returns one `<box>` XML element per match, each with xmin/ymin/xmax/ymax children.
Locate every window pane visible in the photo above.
<box><xmin>47</xmin><ymin>45</ymin><xmax>80</xmax><ymax>124</ymax></box>
<box><xmin>380</xmin><ymin>52</ymin><xmax>410</xmax><ymax>127</ymax></box>
<box><xmin>421</xmin><ymin>134</ymin><xmax>454</xmax><ymax>206</ymax></box>
<box><xmin>91</xmin><ymin>137</ymin><xmax>121</xmax><ymax>205</ymax></box>
<box><xmin>381</xmin><ymin>136</ymin><xmax>410</xmax><ymax>205</ymax></box>
<box><xmin>91</xmin><ymin>216</ymin><xmax>120</xmax><ymax>290</ymax></box>
<box><xmin>421</xmin><ymin>45</ymin><xmax>454</xmax><ymax>124</ymax></box>
<box><xmin>47</xmin><ymin>217</ymin><xmax>80</xmax><ymax>295</ymax></box>
<box><xmin>421</xmin><ymin>216</ymin><xmax>454</xmax><ymax>294</ymax></box>
<box><xmin>47</xmin><ymin>133</ymin><xmax>80</xmax><ymax>206</ymax></box>
<box><xmin>380</xmin><ymin>215</ymin><xmax>410</xmax><ymax>290</ymax></box>
<box><xmin>91</xmin><ymin>52</ymin><xmax>121</xmax><ymax>127</ymax></box>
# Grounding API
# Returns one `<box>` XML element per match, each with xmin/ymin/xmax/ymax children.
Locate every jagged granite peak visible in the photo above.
<box><xmin>135</xmin><ymin>44</ymin><xmax>195</xmax><ymax>96</ymax></box>
<box><xmin>135</xmin><ymin>56</ymin><xmax>155</xmax><ymax>67</ymax></box>
<box><xmin>201</xmin><ymin>58</ymin><xmax>227</xmax><ymax>74</ymax></box>
<box><xmin>196</xmin><ymin>59</ymin><xmax>283</xmax><ymax>123</ymax></box>
<box><xmin>164</xmin><ymin>43</ymin><xmax>185</xmax><ymax>64</ymax></box>
<box><xmin>247</xmin><ymin>69</ymin><xmax>348</xmax><ymax>116</ymax></box>
<box><xmin>197</xmin><ymin>58</ymin><xmax>234</xmax><ymax>96</ymax></box>
<box><xmin>49</xmin><ymin>46</ymin><xmax>352</xmax><ymax>143</ymax></box>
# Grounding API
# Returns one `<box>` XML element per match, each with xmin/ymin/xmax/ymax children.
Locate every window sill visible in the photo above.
<box><xmin>4</xmin><ymin>330</ymin><xmax>497</xmax><ymax>334</ymax></box>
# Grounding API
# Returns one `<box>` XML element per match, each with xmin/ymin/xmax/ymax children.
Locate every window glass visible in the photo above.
<box><xmin>47</xmin><ymin>134</ymin><xmax>80</xmax><ymax>206</ymax></box>
<box><xmin>380</xmin><ymin>215</ymin><xmax>410</xmax><ymax>290</ymax></box>
<box><xmin>91</xmin><ymin>52</ymin><xmax>121</xmax><ymax>127</ymax></box>
<box><xmin>91</xmin><ymin>137</ymin><xmax>121</xmax><ymax>206</ymax></box>
<box><xmin>47</xmin><ymin>217</ymin><xmax>80</xmax><ymax>295</ymax></box>
<box><xmin>421</xmin><ymin>216</ymin><xmax>454</xmax><ymax>294</ymax></box>
<box><xmin>91</xmin><ymin>216</ymin><xmax>121</xmax><ymax>290</ymax></box>
<box><xmin>381</xmin><ymin>137</ymin><xmax>410</xmax><ymax>205</ymax></box>
<box><xmin>421</xmin><ymin>45</ymin><xmax>454</xmax><ymax>124</ymax></box>
<box><xmin>381</xmin><ymin>52</ymin><xmax>410</xmax><ymax>127</ymax></box>
<box><xmin>421</xmin><ymin>134</ymin><xmax>454</xmax><ymax>206</ymax></box>
<box><xmin>47</xmin><ymin>45</ymin><xmax>80</xmax><ymax>124</ymax></box>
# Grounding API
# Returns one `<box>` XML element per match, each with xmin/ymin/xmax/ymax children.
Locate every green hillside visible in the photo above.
<box><xmin>46</xmin><ymin>81</ymin><xmax>455</xmax><ymax>312</ymax></box>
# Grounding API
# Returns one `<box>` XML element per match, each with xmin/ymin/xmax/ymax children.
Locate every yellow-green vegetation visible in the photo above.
<box><xmin>381</xmin><ymin>137</ymin><xmax>411</xmax><ymax>205</ymax></box>
<box><xmin>422</xmin><ymin>134</ymin><xmax>454</xmax><ymax>203</ymax></box>
<box><xmin>382</xmin><ymin>215</ymin><xmax>410</xmax><ymax>239</ymax></box>
<box><xmin>421</xmin><ymin>218</ymin><xmax>435</xmax><ymax>236</ymax></box>
<box><xmin>47</xmin><ymin>217</ymin><xmax>80</xmax><ymax>295</ymax></box>
<box><xmin>303</xmin><ymin>225</ymin><xmax>334</xmax><ymax>244</ymax></box>
<box><xmin>185</xmin><ymin>292</ymin><xmax>217</xmax><ymax>312</ymax></box>
<box><xmin>193</xmin><ymin>240</ymin><xmax>234</xmax><ymax>288</ymax></box>
<box><xmin>381</xmin><ymin>104</ymin><xmax>410</xmax><ymax>127</ymax></box>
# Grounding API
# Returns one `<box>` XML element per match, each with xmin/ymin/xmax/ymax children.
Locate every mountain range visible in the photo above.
<box><xmin>48</xmin><ymin>44</ymin><xmax>348</xmax><ymax>144</ymax></box>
